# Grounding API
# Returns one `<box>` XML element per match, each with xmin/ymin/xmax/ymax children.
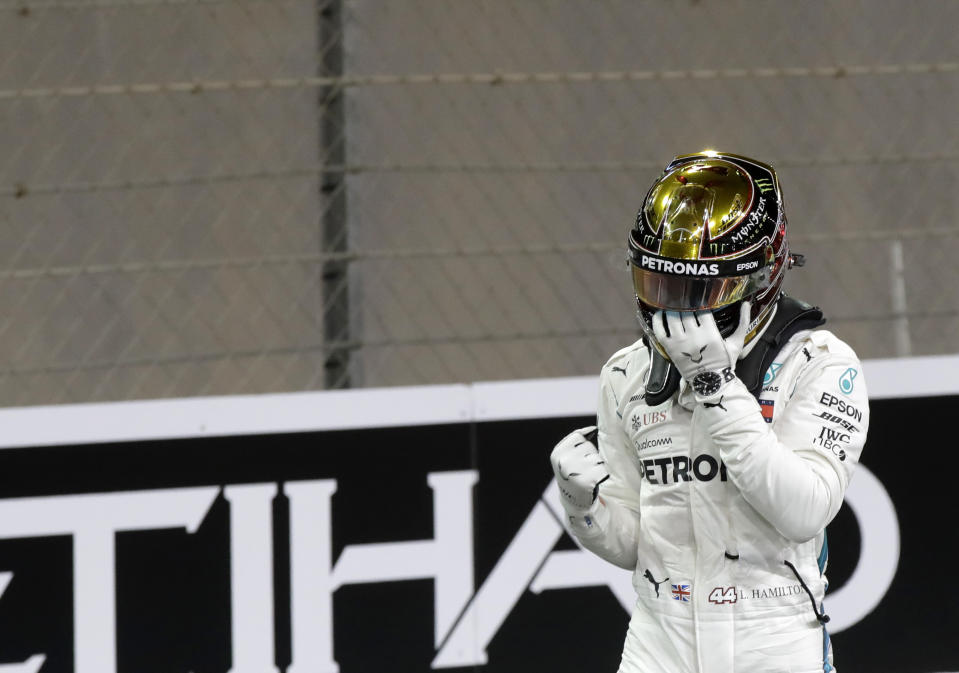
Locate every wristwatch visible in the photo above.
<box><xmin>692</xmin><ymin>370</ymin><xmax>723</xmax><ymax>396</ymax></box>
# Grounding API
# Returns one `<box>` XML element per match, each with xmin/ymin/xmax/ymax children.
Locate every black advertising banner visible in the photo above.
<box><xmin>0</xmin><ymin>391</ymin><xmax>956</xmax><ymax>673</ymax></box>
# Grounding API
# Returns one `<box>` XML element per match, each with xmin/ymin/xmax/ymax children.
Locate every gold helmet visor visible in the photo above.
<box><xmin>631</xmin><ymin>264</ymin><xmax>770</xmax><ymax>311</ymax></box>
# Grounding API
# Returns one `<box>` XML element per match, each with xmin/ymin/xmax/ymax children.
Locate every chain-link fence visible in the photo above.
<box><xmin>1</xmin><ymin>0</ymin><xmax>957</xmax><ymax>406</ymax></box>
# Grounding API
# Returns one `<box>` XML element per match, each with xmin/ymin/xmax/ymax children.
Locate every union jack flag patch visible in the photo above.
<box><xmin>671</xmin><ymin>583</ymin><xmax>691</xmax><ymax>602</ymax></box>
<box><xmin>759</xmin><ymin>399</ymin><xmax>775</xmax><ymax>424</ymax></box>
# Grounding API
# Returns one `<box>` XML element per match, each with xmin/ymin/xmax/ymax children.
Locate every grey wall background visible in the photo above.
<box><xmin>1</xmin><ymin>0</ymin><xmax>957</xmax><ymax>405</ymax></box>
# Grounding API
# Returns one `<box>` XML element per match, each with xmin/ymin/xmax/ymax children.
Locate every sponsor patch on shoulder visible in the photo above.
<box><xmin>839</xmin><ymin>367</ymin><xmax>858</xmax><ymax>395</ymax></box>
<box><xmin>759</xmin><ymin>399</ymin><xmax>775</xmax><ymax>423</ymax></box>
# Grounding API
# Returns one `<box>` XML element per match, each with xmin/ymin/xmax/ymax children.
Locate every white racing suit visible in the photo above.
<box><xmin>569</xmin><ymin>328</ymin><xmax>869</xmax><ymax>673</ymax></box>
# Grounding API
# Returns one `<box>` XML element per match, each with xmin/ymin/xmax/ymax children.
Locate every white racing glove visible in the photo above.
<box><xmin>549</xmin><ymin>426</ymin><xmax>609</xmax><ymax>516</ymax></box>
<box><xmin>652</xmin><ymin>302</ymin><xmax>751</xmax><ymax>399</ymax></box>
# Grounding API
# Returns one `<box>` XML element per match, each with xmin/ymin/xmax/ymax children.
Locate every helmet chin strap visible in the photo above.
<box><xmin>740</xmin><ymin>302</ymin><xmax>779</xmax><ymax>358</ymax></box>
<box><xmin>640</xmin><ymin>340</ymin><xmax>682</xmax><ymax>406</ymax></box>
<box><xmin>641</xmin><ymin>295</ymin><xmax>825</xmax><ymax>406</ymax></box>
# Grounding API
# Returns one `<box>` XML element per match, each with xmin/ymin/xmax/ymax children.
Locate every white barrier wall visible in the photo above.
<box><xmin>0</xmin><ymin>354</ymin><xmax>956</xmax><ymax>673</ymax></box>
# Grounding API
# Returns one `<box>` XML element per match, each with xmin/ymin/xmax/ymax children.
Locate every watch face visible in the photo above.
<box><xmin>693</xmin><ymin>370</ymin><xmax>722</xmax><ymax>396</ymax></box>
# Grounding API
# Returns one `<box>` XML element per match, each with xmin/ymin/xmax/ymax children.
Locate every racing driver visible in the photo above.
<box><xmin>550</xmin><ymin>151</ymin><xmax>869</xmax><ymax>673</ymax></box>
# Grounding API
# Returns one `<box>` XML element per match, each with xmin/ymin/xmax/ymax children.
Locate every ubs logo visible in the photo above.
<box><xmin>630</xmin><ymin>410</ymin><xmax>668</xmax><ymax>432</ymax></box>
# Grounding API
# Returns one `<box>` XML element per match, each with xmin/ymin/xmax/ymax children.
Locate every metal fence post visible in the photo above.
<box><xmin>318</xmin><ymin>0</ymin><xmax>350</xmax><ymax>388</ymax></box>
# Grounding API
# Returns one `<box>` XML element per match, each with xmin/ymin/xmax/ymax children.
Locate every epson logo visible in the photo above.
<box><xmin>640</xmin><ymin>255</ymin><xmax>720</xmax><ymax>276</ymax></box>
<box><xmin>736</xmin><ymin>260</ymin><xmax>759</xmax><ymax>271</ymax></box>
<box><xmin>819</xmin><ymin>392</ymin><xmax>863</xmax><ymax>423</ymax></box>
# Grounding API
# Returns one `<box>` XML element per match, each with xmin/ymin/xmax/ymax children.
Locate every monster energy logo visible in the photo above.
<box><xmin>755</xmin><ymin>178</ymin><xmax>775</xmax><ymax>194</ymax></box>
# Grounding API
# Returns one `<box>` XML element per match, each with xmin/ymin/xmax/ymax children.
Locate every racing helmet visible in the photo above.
<box><xmin>628</xmin><ymin>151</ymin><xmax>800</xmax><ymax>357</ymax></box>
